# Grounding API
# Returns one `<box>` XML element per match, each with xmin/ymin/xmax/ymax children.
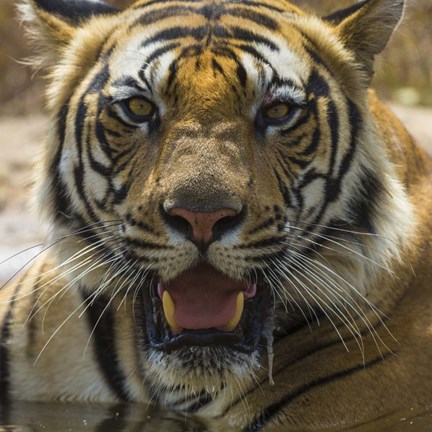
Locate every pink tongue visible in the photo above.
<box><xmin>159</xmin><ymin>264</ymin><xmax>254</xmax><ymax>330</ymax></box>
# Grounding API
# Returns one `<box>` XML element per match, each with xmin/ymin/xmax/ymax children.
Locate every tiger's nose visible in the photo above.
<box><xmin>164</xmin><ymin>207</ymin><xmax>245</xmax><ymax>249</ymax></box>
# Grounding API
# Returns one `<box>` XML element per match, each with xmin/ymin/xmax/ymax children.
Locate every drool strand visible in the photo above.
<box><xmin>265</xmin><ymin>330</ymin><xmax>275</xmax><ymax>386</ymax></box>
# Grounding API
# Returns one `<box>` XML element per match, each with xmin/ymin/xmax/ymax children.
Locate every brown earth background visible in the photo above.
<box><xmin>0</xmin><ymin>0</ymin><xmax>431</xmax><ymax>281</ymax></box>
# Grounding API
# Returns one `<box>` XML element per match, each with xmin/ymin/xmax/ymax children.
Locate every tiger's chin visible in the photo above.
<box><xmin>145</xmin><ymin>346</ymin><xmax>261</xmax><ymax>398</ymax></box>
<box><xmin>138</xmin><ymin>262</ymin><xmax>272</xmax><ymax>393</ymax></box>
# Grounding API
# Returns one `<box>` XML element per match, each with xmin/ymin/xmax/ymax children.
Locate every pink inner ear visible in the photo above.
<box><xmin>158</xmin><ymin>264</ymin><xmax>256</xmax><ymax>330</ymax></box>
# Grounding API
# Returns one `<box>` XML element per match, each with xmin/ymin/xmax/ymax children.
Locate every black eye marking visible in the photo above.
<box><xmin>119</xmin><ymin>96</ymin><xmax>157</xmax><ymax>123</ymax></box>
<box><xmin>255</xmin><ymin>100</ymin><xmax>305</xmax><ymax>132</ymax></box>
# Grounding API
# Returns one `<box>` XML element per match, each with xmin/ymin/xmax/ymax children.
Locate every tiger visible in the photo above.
<box><xmin>1</xmin><ymin>0</ymin><xmax>432</xmax><ymax>430</ymax></box>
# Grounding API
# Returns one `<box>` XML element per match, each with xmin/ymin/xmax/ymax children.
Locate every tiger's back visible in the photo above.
<box><xmin>2</xmin><ymin>0</ymin><xmax>432</xmax><ymax>430</ymax></box>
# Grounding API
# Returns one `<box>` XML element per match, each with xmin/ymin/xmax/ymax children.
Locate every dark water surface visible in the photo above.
<box><xmin>1</xmin><ymin>402</ymin><xmax>431</xmax><ymax>432</ymax></box>
<box><xmin>0</xmin><ymin>402</ymin><xmax>233</xmax><ymax>432</ymax></box>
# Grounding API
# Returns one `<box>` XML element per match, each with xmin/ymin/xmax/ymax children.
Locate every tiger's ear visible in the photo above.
<box><xmin>19</xmin><ymin>0</ymin><xmax>118</xmax><ymax>67</ymax></box>
<box><xmin>324</xmin><ymin>0</ymin><xmax>404</xmax><ymax>80</ymax></box>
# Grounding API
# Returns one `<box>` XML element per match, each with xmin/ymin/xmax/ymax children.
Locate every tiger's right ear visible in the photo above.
<box><xmin>19</xmin><ymin>0</ymin><xmax>118</xmax><ymax>67</ymax></box>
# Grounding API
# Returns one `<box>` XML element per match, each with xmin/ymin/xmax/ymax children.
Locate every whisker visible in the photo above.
<box><xmin>272</xmin><ymin>260</ymin><xmax>351</xmax><ymax>352</ymax></box>
<box><xmin>284</xmin><ymin>255</ymin><xmax>365</xmax><ymax>357</ymax></box>
<box><xmin>287</xmin><ymin>219</ymin><xmax>398</xmax><ymax>244</ymax></box>
<box><xmin>286</xmin><ymin>229</ymin><xmax>392</xmax><ymax>273</ymax></box>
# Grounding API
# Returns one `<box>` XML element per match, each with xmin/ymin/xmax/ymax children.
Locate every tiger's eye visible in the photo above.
<box><xmin>127</xmin><ymin>97</ymin><xmax>155</xmax><ymax>118</ymax></box>
<box><xmin>264</xmin><ymin>103</ymin><xmax>290</xmax><ymax>120</ymax></box>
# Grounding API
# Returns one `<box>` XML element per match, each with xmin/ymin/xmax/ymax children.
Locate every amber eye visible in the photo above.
<box><xmin>123</xmin><ymin>97</ymin><xmax>155</xmax><ymax>122</ymax></box>
<box><xmin>263</xmin><ymin>102</ymin><xmax>290</xmax><ymax>120</ymax></box>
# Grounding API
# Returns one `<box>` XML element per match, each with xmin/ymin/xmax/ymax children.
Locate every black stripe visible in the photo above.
<box><xmin>106</xmin><ymin>106</ymin><xmax>136</xmax><ymax>130</ymax></box>
<box><xmin>298</xmin><ymin>128</ymin><xmax>319</xmax><ymax>157</ymax></box>
<box><xmin>231</xmin><ymin>0</ymin><xmax>284</xmax><ymax>13</ymax></box>
<box><xmin>226</xmin><ymin>26</ymin><xmax>279</xmax><ymax>51</ymax></box>
<box><xmin>125</xmin><ymin>213</ymin><xmax>156</xmax><ymax>234</ymax></box>
<box><xmin>86</xmin><ymin>132</ymin><xmax>111</xmax><ymax>177</ymax></box>
<box><xmin>246</xmin><ymin>353</ymin><xmax>391</xmax><ymax>431</ymax></box>
<box><xmin>73</xmin><ymin>164</ymin><xmax>97</xmax><ymax>219</ymax></box>
<box><xmin>34</xmin><ymin>0</ymin><xmax>117</xmax><ymax>25</ymax></box>
<box><xmin>307</xmin><ymin>68</ymin><xmax>330</xmax><ymax>98</ymax></box>
<box><xmin>82</xmin><ymin>292</ymin><xmax>131</xmax><ymax>402</ymax></box>
<box><xmin>296</xmin><ymin>104</ymin><xmax>319</xmax><ymax>156</ymax></box>
<box><xmin>227</xmin><ymin>7</ymin><xmax>278</xmax><ymax>30</ymax></box>
<box><xmin>348</xmin><ymin>166</ymin><xmax>382</xmax><ymax>234</ymax></box>
<box><xmin>111</xmin><ymin>148</ymin><xmax>134</xmax><ymax>165</ymax></box>
<box><xmin>166</xmin><ymin>58</ymin><xmax>178</xmax><ymax>91</ymax></box>
<box><xmin>248</xmin><ymin>218</ymin><xmax>275</xmax><ymax>235</ymax></box>
<box><xmin>112</xmin><ymin>182</ymin><xmax>129</xmax><ymax>205</ymax></box>
<box><xmin>27</xmin><ymin>269</ymin><xmax>47</xmax><ymax>357</ymax></box>
<box><xmin>324</xmin><ymin>0</ymin><xmax>368</xmax><ymax>25</ymax></box>
<box><xmin>104</xmin><ymin>128</ymin><xmax>121</xmax><ymax>138</ymax></box>
<box><xmin>51</xmin><ymin>101</ymin><xmax>72</xmax><ymax>221</ymax></box>
<box><xmin>184</xmin><ymin>392</ymin><xmax>214</xmax><ymax>413</ymax></box>
<box><xmin>274</xmin><ymin>149</ymin><xmax>295</xmax><ymax>182</ymax></box>
<box><xmin>298</xmin><ymin>168</ymin><xmax>326</xmax><ymax>189</ymax></box>
<box><xmin>280</xmin><ymin>110</ymin><xmax>312</xmax><ymax>136</ymax></box>
<box><xmin>141</xmin><ymin>26</ymin><xmax>208</xmax><ymax>48</ymax></box>
<box><xmin>211</xmin><ymin>58</ymin><xmax>225</xmax><ymax>75</ymax></box>
<box><xmin>125</xmin><ymin>237</ymin><xmax>169</xmax><ymax>250</ymax></box>
<box><xmin>273</xmin><ymin>159</ymin><xmax>295</xmax><ymax>209</ymax></box>
<box><xmin>0</xmin><ymin>284</ymin><xmax>21</xmax><ymax>407</ymax></box>
<box><xmin>141</xmin><ymin>43</ymin><xmax>181</xmax><ymax>73</ymax></box>
<box><xmin>95</xmin><ymin>120</ymin><xmax>113</xmax><ymax>159</ymax></box>
<box><xmin>233</xmin><ymin>44</ymin><xmax>273</xmax><ymax>69</ymax></box>
<box><xmin>134</xmin><ymin>0</ymin><xmax>204</xmax><ymax>9</ymax></box>
<box><xmin>286</xmin><ymin>155</ymin><xmax>310</xmax><ymax>169</ymax></box>
<box><xmin>113</xmin><ymin>148</ymin><xmax>139</xmax><ymax>176</ymax></box>
<box><xmin>336</xmin><ymin>100</ymin><xmax>361</xmax><ymax>181</ymax></box>
<box><xmin>236</xmin><ymin>63</ymin><xmax>247</xmax><ymax>87</ymax></box>
<box><xmin>198</xmin><ymin>2</ymin><xmax>225</xmax><ymax>20</ymax></box>
<box><xmin>87</xmin><ymin>64</ymin><xmax>110</xmax><ymax>94</ymax></box>
<box><xmin>132</xmin><ymin>5</ymin><xmax>195</xmax><ymax>27</ymax></box>
<box><xmin>111</xmin><ymin>76</ymin><xmax>146</xmax><ymax>91</ymax></box>
<box><xmin>326</xmin><ymin>100</ymin><xmax>339</xmax><ymax>178</ymax></box>
<box><xmin>133</xmin><ymin>0</ymin><xmax>284</xmax><ymax>13</ymax></box>
<box><xmin>0</xmin><ymin>309</ymin><xmax>12</xmax><ymax>406</ymax></box>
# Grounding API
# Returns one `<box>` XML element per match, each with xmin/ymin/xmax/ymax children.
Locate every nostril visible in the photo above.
<box><xmin>161</xmin><ymin>206</ymin><xmax>193</xmax><ymax>239</ymax></box>
<box><xmin>212</xmin><ymin>206</ymin><xmax>247</xmax><ymax>240</ymax></box>
<box><xmin>161</xmin><ymin>204</ymin><xmax>246</xmax><ymax>245</ymax></box>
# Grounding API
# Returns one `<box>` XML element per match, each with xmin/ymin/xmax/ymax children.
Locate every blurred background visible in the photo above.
<box><xmin>0</xmin><ymin>0</ymin><xmax>431</xmax><ymax>281</ymax></box>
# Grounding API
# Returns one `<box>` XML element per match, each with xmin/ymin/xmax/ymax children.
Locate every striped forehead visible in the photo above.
<box><xmin>107</xmin><ymin>0</ymin><xmax>308</xmax><ymax>99</ymax></box>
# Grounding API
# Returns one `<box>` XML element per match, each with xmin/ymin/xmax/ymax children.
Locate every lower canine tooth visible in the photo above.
<box><xmin>225</xmin><ymin>292</ymin><xmax>244</xmax><ymax>331</ymax></box>
<box><xmin>162</xmin><ymin>291</ymin><xmax>181</xmax><ymax>333</ymax></box>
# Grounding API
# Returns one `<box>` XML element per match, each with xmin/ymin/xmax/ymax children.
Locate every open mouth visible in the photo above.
<box><xmin>142</xmin><ymin>263</ymin><xmax>270</xmax><ymax>354</ymax></box>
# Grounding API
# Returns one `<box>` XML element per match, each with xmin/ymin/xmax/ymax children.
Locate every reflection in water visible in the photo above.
<box><xmin>0</xmin><ymin>402</ymin><xmax>238</xmax><ymax>432</ymax></box>
<box><xmin>1</xmin><ymin>402</ymin><xmax>432</xmax><ymax>432</ymax></box>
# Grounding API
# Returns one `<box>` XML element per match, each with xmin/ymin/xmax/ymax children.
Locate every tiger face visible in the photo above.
<box><xmin>26</xmin><ymin>0</ymin><xmax>411</xmax><ymax>405</ymax></box>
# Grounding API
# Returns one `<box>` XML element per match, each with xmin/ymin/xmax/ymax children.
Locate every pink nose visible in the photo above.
<box><xmin>168</xmin><ymin>208</ymin><xmax>238</xmax><ymax>243</ymax></box>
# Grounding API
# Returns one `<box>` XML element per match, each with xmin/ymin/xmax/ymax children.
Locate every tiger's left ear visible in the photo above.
<box><xmin>19</xmin><ymin>0</ymin><xmax>118</xmax><ymax>67</ymax></box>
<box><xmin>325</xmin><ymin>0</ymin><xmax>404</xmax><ymax>80</ymax></box>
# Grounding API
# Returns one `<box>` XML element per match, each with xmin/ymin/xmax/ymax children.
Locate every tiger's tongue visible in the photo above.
<box><xmin>158</xmin><ymin>264</ymin><xmax>254</xmax><ymax>330</ymax></box>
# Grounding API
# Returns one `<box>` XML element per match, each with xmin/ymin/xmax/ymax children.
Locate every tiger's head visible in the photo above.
<box><xmin>23</xmin><ymin>0</ymin><xmax>413</xmax><ymax>407</ymax></box>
